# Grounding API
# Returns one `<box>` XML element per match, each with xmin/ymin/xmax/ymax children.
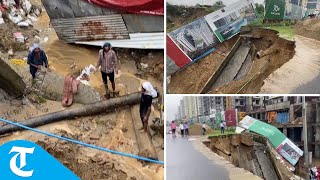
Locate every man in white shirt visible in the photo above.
<box><xmin>202</xmin><ymin>123</ymin><xmax>206</xmax><ymax>135</ymax></box>
<box><xmin>220</xmin><ymin>121</ymin><xmax>225</xmax><ymax>134</ymax></box>
<box><xmin>180</xmin><ymin>123</ymin><xmax>184</xmax><ymax>137</ymax></box>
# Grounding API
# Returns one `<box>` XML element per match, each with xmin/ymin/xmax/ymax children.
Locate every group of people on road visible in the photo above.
<box><xmin>27</xmin><ymin>42</ymin><xmax>158</xmax><ymax>133</ymax></box>
<box><xmin>170</xmin><ymin>121</ymin><xmax>189</xmax><ymax>137</ymax></box>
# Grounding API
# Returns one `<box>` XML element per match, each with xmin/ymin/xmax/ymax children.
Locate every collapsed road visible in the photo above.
<box><xmin>169</xmin><ymin>26</ymin><xmax>295</xmax><ymax>94</ymax></box>
<box><xmin>0</xmin><ymin>0</ymin><xmax>164</xmax><ymax>179</ymax></box>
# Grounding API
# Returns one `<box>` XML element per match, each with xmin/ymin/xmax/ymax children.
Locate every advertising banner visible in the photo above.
<box><xmin>276</xmin><ymin>138</ymin><xmax>304</xmax><ymax>166</ymax></box>
<box><xmin>225</xmin><ymin>109</ymin><xmax>237</xmax><ymax>126</ymax></box>
<box><xmin>166</xmin><ymin>0</ymin><xmax>257</xmax><ymax>76</ymax></box>
<box><xmin>168</xmin><ymin>17</ymin><xmax>220</xmax><ymax>60</ymax></box>
<box><xmin>265</xmin><ymin>0</ymin><xmax>285</xmax><ymax>20</ymax></box>
<box><xmin>205</xmin><ymin>0</ymin><xmax>256</xmax><ymax>42</ymax></box>
<box><xmin>239</xmin><ymin>116</ymin><xmax>303</xmax><ymax>166</ymax></box>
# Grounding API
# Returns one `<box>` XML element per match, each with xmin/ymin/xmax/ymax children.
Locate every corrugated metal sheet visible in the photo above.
<box><xmin>51</xmin><ymin>15</ymin><xmax>130</xmax><ymax>43</ymax></box>
<box><xmin>75</xmin><ymin>33</ymin><xmax>164</xmax><ymax>49</ymax></box>
<box><xmin>122</xmin><ymin>14</ymin><xmax>163</xmax><ymax>33</ymax></box>
<box><xmin>42</xmin><ymin>0</ymin><xmax>119</xmax><ymax>19</ymax></box>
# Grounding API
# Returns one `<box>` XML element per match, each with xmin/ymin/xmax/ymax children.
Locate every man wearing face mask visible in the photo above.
<box><xmin>140</xmin><ymin>82</ymin><xmax>158</xmax><ymax>133</ymax></box>
<box><xmin>27</xmin><ymin>44</ymin><xmax>48</xmax><ymax>82</ymax></box>
<box><xmin>96</xmin><ymin>42</ymin><xmax>119</xmax><ymax>99</ymax></box>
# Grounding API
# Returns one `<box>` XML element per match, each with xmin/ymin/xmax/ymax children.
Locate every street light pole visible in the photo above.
<box><xmin>303</xmin><ymin>96</ymin><xmax>310</xmax><ymax>180</ymax></box>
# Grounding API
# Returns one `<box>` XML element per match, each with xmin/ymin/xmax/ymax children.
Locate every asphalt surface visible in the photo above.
<box><xmin>166</xmin><ymin>136</ymin><xmax>229</xmax><ymax>180</ymax></box>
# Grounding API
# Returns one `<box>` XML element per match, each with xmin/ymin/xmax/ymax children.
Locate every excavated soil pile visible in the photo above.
<box><xmin>168</xmin><ymin>36</ymin><xmax>238</xmax><ymax>94</ymax></box>
<box><xmin>189</xmin><ymin>124</ymin><xmax>215</xmax><ymax>135</ymax></box>
<box><xmin>37</xmin><ymin>138</ymin><xmax>130</xmax><ymax>180</ymax></box>
<box><xmin>209</xmin><ymin>28</ymin><xmax>295</xmax><ymax>94</ymax></box>
<box><xmin>295</xmin><ymin>19</ymin><xmax>320</xmax><ymax>41</ymax></box>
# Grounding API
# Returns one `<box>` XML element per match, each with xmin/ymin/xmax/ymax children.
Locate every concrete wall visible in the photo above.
<box><xmin>208</xmin><ymin>133</ymin><xmax>279</xmax><ymax>180</ymax></box>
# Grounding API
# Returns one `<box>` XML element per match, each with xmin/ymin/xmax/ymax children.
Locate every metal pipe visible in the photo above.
<box><xmin>303</xmin><ymin>96</ymin><xmax>310</xmax><ymax>180</ymax></box>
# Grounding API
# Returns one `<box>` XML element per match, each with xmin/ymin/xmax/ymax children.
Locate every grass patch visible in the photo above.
<box><xmin>207</xmin><ymin>131</ymin><xmax>238</xmax><ymax>138</ymax></box>
<box><xmin>249</xmin><ymin>17</ymin><xmax>296</xmax><ymax>40</ymax></box>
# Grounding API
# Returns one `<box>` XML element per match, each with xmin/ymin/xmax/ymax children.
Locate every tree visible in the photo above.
<box><xmin>255</xmin><ymin>3</ymin><xmax>265</xmax><ymax>16</ymax></box>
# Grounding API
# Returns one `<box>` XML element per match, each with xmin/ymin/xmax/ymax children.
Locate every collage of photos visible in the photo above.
<box><xmin>0</xmin><ymin>0</ymin><xmax>320</xmax><ymax>179</ymax></box>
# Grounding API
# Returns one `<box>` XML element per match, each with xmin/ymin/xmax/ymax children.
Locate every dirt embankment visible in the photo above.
<box><xmin>189</xmin><ymin>124</ymin><xmax>215</xmax><ymax>135</ymax></box>
<box><xmin>0</xmin><ymin>88</ymin><xmax>163</xmax><ymax>179</ymax></box>
<box><xmin>168</xmin><ymin>36</ymin><xmax>238</xmax><ymax>94</ymax></box>
<box><xmin>166</xmin><ymin>4</ymin><xmax>220</xmax><ymax>32</ymax></box>
<box><xmin>295</xmin><ymin>19</ymin><xmax>320</xmax><ymax>41</ymax></box>
<box><xmin>214</xmin><ymin>35</ymin><xmax>295</xmax><ymax>94</ymax></box>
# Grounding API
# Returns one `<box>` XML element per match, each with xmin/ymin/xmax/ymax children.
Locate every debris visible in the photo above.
<box><xmin>140</xmin><ymin>63</ymin><xmax>148</xmax><ymax>69</ymax></box>
<box><xmin>89</xmin><ymin>134</ymin><xmax>100</xmax><ymax>140</ymax></box>
<box><xmin>27</xmin><ymin>14</ymin><xmax>37</xmax><ymax>22</ymax></box>
<box><xmin>148</xmin><ymin>52</ymin><xmax>154</xmax><ymax>59</ymax></box>
<box><xmin>0</xmin><ymin>18</ymin><xmax>4</xmax><ymax>24</ymax></box>
<box><xmin>10</xmin><ymin>58</ymin><xmax>26</xmax><ymax>65</ymax></box>
<box><xmin>69</xmin><ymin>62</ymin><xmax>76</xmax><ymax>69</ymax></box>
<box><xmin>22</xmin><ymin>0</ymin><xmax>32</xmax><ymax>15</ymax></box>
<box><xmin>13</xmin><ymin>32</ymin><xmax>25</xmax><ymax>43</ymax></box>
<box><xmin>8</xmin><ymin>49</ymin><xmax>14</xmax><ymax>56</ymax></box>
<box><xmin>44</xmin><ymin>36</ymin><xmax>48</xmax><ymax>43</ymax></box>
<box><xmin>34</xmin><ymin>35</ymin><xmax>41</xmax><ymax>43</ymax></box>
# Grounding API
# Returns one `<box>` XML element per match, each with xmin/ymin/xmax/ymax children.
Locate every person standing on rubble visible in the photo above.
<box><xmin>96</xmin><ymin>42</ymin><xmax>119</xmax><ymax>99</ymax></box>
<box><xmin>140</xmin><ymin>82</ymin><xmax>158</xmax><ymax>133</ymax></box>
<box><xmin>27</xmin><ymin>44</ymin><xmax>48</xmax><ymax>82</ymax></box>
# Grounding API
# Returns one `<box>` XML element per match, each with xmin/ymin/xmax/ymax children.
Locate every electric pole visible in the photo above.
<box><xmin>303</xmin><ymin>96</ymin><xmax>310</xmax><ymax>180</ymax></box>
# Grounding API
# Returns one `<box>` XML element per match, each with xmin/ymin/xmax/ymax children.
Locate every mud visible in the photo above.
<box><xmin>168</xmin><ymin>27</ymin><xmax>297</xmax><ymax>94</ymax></box>
<box><xmin>295</xmin><ymin>19</ymin><xmax>320</xmax><ymax>41</ymax></box>
<box><xmin>188</xmin><ymin>123</ymin><xmax>215</xmax><ymax>135</ymax></box>
<box><xmin>0</xmin><ymin>96</ymin><xmax>164</xmax><ymax>179</ymax></box>
<box><xmin>209</xmin><ymin>28</ymin><xmax>295</xmax><ymax>94</ymax></box>
<box><xmin>168</xmin><ymin>36</ymin><xmax>238</xmax><ymax>94</ymax></box>
<box><xmin>0</xmin><ymin>1</ymin><xmax>164</xmax><ymax>179</ymax></box>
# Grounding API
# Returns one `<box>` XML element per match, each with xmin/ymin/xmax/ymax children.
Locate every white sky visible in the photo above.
<box><xmin>167</xmin><ymin>0</ymin><xmax>265</xmax><ymax>6</ymax></box>
<box><xmin>166</xmin><ymin>96</ymin><xmax>183</xmax><ymax>122</ymax></box>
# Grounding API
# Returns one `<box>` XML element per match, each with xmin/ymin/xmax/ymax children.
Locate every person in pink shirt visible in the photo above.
<box><xmin>171</xmin><ymin>121</ymin><xmax>176</xmax><ymax>137</ymax></box>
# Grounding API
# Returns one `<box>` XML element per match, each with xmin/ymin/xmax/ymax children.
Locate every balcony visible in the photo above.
<box><xmin>266</xmin><ymin>101</ymin><xmax>290</xmax><ymax>111</ymax></box>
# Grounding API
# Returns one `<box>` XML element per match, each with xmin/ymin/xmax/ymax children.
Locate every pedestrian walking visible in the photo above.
<box><xmin>95</xmin><ymin>42</ymin><xmax>119</xmax><ymax>99</ymax></box>
<box><xmin>171</xmin><ymin>121</ymin><xmax>176</xmax><ymax>137</ymax></box>
<box><xmin>202</xmin><ymin>123</ymin><xmax>206</xmax><ymax>135</ymax></box>
<box><xmin>180</xmin><ymin>123</ymin><xmax>184</xmax><ymax>137</ymax></box>
<box><xmin>220</xmin><ymin>121</ymin><xmax>225</xmax><ymax>134</ymax></box>
<box><xmin>184</xmin><ymin>122</ymin><xmax>189</xmax><ymax>136</ymax></box>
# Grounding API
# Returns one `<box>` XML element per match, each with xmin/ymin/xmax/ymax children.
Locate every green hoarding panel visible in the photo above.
<box><xmin>265</xmin><ymin>0</ymin><xmax>285</xmax><ymax>20</ymax></box>
<box><xmin>215</xmin><ymin>113</ymin><xmax>222</xmax><ymax>126</ymax></box>
<box><xmin>239</xmin><ymin>116</ymin><xmax>286</xmax><ymax>148</ymax></box>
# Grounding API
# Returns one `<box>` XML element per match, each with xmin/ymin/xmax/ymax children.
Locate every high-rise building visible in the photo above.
<box><xmin>197</xmin><ymin>97</ymin><xmax>205</xmax><ymax>116</ymax></box>
<box><xmin>183</xmin><ymin>96</ymin><xmax>198</xmax><ymax>119</ymax></box>
<box><xmin>210</xmin><ymin>96</ymin><xmax>226</xmax><ymax>111</ymax></box>
<box><xmin>180</xmin><ymin>99</ymin><xmax>186</xmax><ymax>119</ymax></box>
<box><xmin>307</xmin><ymin>0</ymin><xmax>320</xmax><ymax>9</ymax></box>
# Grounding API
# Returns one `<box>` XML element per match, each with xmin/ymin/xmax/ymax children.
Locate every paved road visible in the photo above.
<box><xmin>260</xmin><ymin>35</ymin><xmax>320</xmax><ymax>94</ymax></box>
<box><xmin>166</xmin><ymin>136</ymin><xmax>229</xmax><ymax>180</ymax></box>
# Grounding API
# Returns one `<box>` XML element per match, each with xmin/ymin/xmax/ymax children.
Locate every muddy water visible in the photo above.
<box><xmin>33</xmin><ymin>7</ymin><xmax>162</xmax><ymax>96</ymax></box>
